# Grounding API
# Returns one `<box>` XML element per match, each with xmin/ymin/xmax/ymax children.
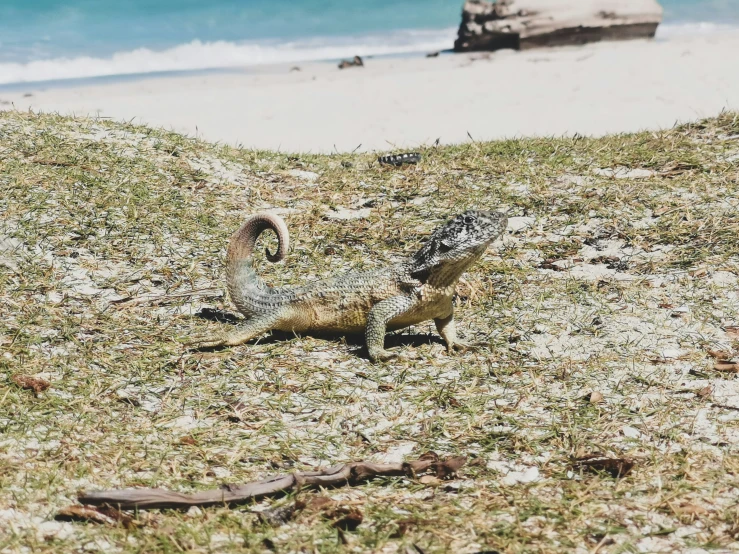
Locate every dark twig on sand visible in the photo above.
<box><xmin>77</xmin><ymin>452</ymin><xmax>466</xmax><ymax>510</ymax></box>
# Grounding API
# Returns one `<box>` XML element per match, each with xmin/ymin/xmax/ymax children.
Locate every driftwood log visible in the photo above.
<box><xmin>455</xmin><ymin>0</ymin><xmax>663</xmax><ymax>52</ymax></box>
<box><xmin>77</xmin><ymin>452</ymin><xmax>466</xmax><ymax>511</ymax></box>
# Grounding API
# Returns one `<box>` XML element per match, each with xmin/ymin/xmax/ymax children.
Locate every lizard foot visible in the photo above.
<box><xmin>181</xmin><ymin>322</ymin><xmax>271</xmax><ymax>350</ymax></box>
<box><xmin>369</xmin><ymin>349</ymin><xmax>401</xmax><ymax>363</ymax></box>
<box><xmin>447</xmin><ymin>340</ymin><xmax>487</xmax><ymax>355</ymax></box>
<box><xmin>180</xmin><ymin>334</ymin><xmax>228</xmax><ymax>350</ymax></box>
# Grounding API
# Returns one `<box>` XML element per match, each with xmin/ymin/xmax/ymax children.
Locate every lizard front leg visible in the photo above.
<box><xmin>184</xmin><ymin>313</ymin><xmax>280</xmax><ymax>350</ymax></box>
<box><xmin>366</xmin><ymin>295</ymin><xmax>418</xmax><ymax>362</ymax></box>
<box><xmin>434</xmin><ymin>305</ymin><xmax>480</xmax><ymax>354</ymax></box>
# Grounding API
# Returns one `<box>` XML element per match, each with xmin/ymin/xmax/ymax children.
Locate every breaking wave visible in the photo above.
<box><xmin>0</xmin><ymin>21</ymin><xmax>734</xmax><ymax>85</ymax></box>
<box><xmin>0</xmin><ymin>28</ymin><xmax>457</xmax><ymax>85</ymax></box>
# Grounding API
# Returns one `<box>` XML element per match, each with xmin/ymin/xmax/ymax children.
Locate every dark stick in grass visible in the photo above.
<box><xmin>76</xmin><ymin>452</ymin><xmax>466</xmax><ymax>511</ymax></box>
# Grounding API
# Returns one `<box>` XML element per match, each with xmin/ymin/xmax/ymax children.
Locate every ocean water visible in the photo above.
<box><xmin>0</xmin><ymin>0</ymin><xmax>737</xmax><ymax>85</ymax></box>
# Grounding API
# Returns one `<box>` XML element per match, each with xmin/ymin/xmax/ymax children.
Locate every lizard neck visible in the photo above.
<box><xmin>406</xmin><ymin>248</ymin><xmax>485</xmax><ymax>289</ymax></box>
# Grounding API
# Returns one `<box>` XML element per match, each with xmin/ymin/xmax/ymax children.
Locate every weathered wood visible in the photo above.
<box><xmin>76</xmin><ymin>452</ymin><xmax>466</xmax><ymax>510</ymax></box>
<box><xmin>455</xmin><ymin>0</ymin><xmax>663</xmax><ymax>52</ymax></box>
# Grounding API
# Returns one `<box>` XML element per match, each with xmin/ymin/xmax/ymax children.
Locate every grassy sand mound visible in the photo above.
<box><xmin>1</xmin><ymin>111</ymin><xmax>739</xmax><ymax>553</ymax></box>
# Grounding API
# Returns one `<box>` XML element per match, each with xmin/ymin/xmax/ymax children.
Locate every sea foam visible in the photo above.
<box><xmin>0</xmin><ymin>28</ymin><xmax>457</xmax><ymax>85</ymax></box>
<box><xmin>0</xmin><ymin>22</ymin><xmax>734</xmax><ymax>86</ymax></box>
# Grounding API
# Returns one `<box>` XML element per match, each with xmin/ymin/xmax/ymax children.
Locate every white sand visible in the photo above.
<box><xmin>1</xmin><ymin>31</ymin><xmax>738</xmax><ymax>153</ymax></box>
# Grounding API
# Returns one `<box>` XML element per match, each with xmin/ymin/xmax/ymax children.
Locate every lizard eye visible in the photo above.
<box><xmin>463</xmin><ymin>215</ymin><xmax>476</xmax><ymax>224</ymax></box>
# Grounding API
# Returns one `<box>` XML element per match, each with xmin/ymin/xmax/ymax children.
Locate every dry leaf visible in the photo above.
<box><xmin>261</xmin><ymin>495</ymin><xmax>362</xmax><ymax>530</ymax></box>
<box><xmin>707</xmin><ymin>349</ymin><xmax>733</xmax><ymax>360</ymax></box>
<box><xmin>589</xmin><ymin>391</ymin><xmax>604</xmax><ymax>404</ymax></box>
<box><xmin>303</xmin><ymin>496</ymin><xmax>334</xmax><ymax>512</ymax></box>
<box><xmin>574</xmin><ymin>455</ymin><xmax>634</xmax><ymax>478</ymax></box>
<box><xmin>435</xmin><ymin>455</ymin><xmax>467</xmax><ymax>479</ymax></box>
<box><xmin>696</xmin><ymin>385</ymin><xmax>713</xmax><ymax>398</ymax></box>
<box><xmin>392</xmin><ymin>518</ymin><xmax>417</xmax><ymax>538</ymax></box>
<box><xmin>446</xmin><ymin>397</ymin><xmax>462</xmax><ymax>408</ymax></box>
<box><xmin>725</xmin><ymin>326</ymin><xmax>739</xmax><ymax>339</ymax></box>
<box><xmin>11</xmin><ymin>374</ymin><xmax>50</xmax><ymax>394</ymax></box>
<box><xmin>658</xmin><ymin>302</ymin><xmax>674</xmax><ymax>309</ymax></box>
<box><xmin>714</xmin><ymin>361</ymin><xmax>739</xmax><ymax>372</ymax></box>
<box><xmin>327</xmin><ymin>507</ymin><xmax>363</xmax><ymax>531</ymax></box>
<box><xmin>539</xmin><ymin>259</ymin><xmax>567</xmax><ymax>271</ymax></box>
<box><xmin>660</xmin><ymin>162</ymin><xmax>698</xmax><ymax>176</ymax></box>
<box><xmin>378</xmin><ymin>383</ymin><xmax>395</xmax><ymax>392</ymax></box>
<box><xmin>672</xmin><ymin>502</ymin><xmax>709</xmax><ymax>517</ymax></box>
<box><xmin>257</xmin><ymin>502</ymin><xmax>301</xmax><ymax>526</ymax></box>
<box><xmin>56</xmin><ymin>505</ymin><xmax>135</xmax><ymax>528</ymax></box>
<box><xmin>56</xmin><ymin>505</ymin><xmax>116</xmax><ymax>525</ymax></box>
<box><xmin>418</xmin><ymin>475</ymin><xmax>442</xmax><ymax>486</ymax></box>
<box><xmin>179</xmin><ymin>436</ymin><xmax>197</xmax><ymax>445</ymax></box>
<box><xmin>416</xmin><ymin>451</ymin><xmax>439</xmax><ymax>463</ymax></box>
<box><xmin>678</xmin><ymin>503</ymin><xmax>708</xmax><ymax>515</ymax></box>
<box><xmin>399</xmin><ymin>451</ymin><xmax>466</xmax><ymax>480</ymax></box>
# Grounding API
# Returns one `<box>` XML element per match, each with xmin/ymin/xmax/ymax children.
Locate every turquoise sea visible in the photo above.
<box><xmin>0</xmin><ymin>0</ymin><xmax>737</xmax><ymax>85</ymax></box>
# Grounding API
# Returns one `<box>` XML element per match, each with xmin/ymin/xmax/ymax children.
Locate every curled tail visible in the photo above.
<box><xmin>226</xmin><ymin>213</ymin><xmax>290</xmax><ymax>317</ymax></box>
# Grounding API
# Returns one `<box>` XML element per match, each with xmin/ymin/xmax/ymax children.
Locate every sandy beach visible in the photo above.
<box><xmin>2</xmin><ymin>30</ymin><xmax>738</xmax><ymax>152</ymax></box>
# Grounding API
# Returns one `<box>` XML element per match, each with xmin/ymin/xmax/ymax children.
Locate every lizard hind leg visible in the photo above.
<box><xmin>184</xmin><ymin>314</ymin><xmax>279</xmax><ymax>350</ymax></box>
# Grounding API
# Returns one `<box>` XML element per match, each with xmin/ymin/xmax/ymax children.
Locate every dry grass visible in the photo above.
<box><xmin>1</xmin><ymin>110</ymin><xmax>739</xmax><ymax>553</ymax></box>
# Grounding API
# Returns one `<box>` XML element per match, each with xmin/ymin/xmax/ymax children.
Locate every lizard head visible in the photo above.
<box><xmin>410</xmin><ymin>210</ymin><xmax>507</xmax><ymax>281</ymax></box>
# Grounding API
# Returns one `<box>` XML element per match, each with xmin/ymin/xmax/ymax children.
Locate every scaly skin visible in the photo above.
<box><xmin>187</xmin><ymin>210</ymin><xmax>507</xmax><ymax>361</ymax></box>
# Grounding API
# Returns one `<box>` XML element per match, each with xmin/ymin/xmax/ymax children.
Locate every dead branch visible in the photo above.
<box><xmin>77</xmin><ymin>452</ymin><xmax>466</xmax><ymax>510</ymax></box>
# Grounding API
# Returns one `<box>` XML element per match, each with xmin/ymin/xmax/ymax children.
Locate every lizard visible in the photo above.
<box><xmin>378</xmin><ymin>152</ymin><xmax>421</xmax><ymax>166</ymax></box>
<box><xmin>186</xmin><ymin>210</ymin><xmax>507</xmax><ymax>361</ymax></box>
